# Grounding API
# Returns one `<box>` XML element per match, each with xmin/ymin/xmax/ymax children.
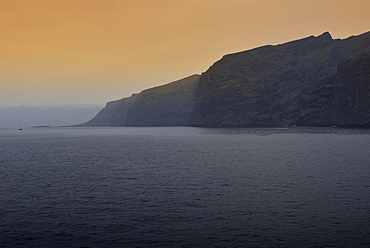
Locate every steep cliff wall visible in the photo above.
<box><xmin>298</xmin><ymin>53</ymin><xmax>370</xmax><ymax>126</ymax></box>
<box><xmin>80</xmin><ymin>75</ymin><xmax>200</xmax><ymax>126</ymax></box>
<box><xmin>79</xmin><ymin>94</ymin><xmax>137</xmax><ymax>126</ymax></box>
<box><xmin>125</xmin><ymin>75</ymin><xmax>200</xmax><ymax>126</ymax></box>
<box><xmin>80</xmin><ymin>31</ymin><xmax>370</xmax><ymax>128</ymax></box>
<box><xmin>334</xmin><ymin>53</ymin><xmax>370</xmax><ymax>126</ymax></box>
<box><xmin>190</xmin><ymin>31</ymin><xmax>370</xmax><ymax>127</ymax></box>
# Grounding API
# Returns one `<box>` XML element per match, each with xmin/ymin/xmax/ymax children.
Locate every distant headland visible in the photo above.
<box><xmin>78</xmin><ymin>31</ymin><xmax>370</xmax><ymax>128</ymax></box>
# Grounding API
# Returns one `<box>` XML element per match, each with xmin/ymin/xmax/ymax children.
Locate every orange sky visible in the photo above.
<box><xmin>1</xmin><ymin>0</ymin><xmax>369</xmax><ymax>106</ymax></box>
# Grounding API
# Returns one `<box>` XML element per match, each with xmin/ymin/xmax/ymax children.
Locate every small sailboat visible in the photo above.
<box><xmin>18</xmin><ymin>124</ymin><xmax>23</xmax><ymax>131</ymax></box>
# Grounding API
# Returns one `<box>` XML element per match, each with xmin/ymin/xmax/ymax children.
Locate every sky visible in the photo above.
<box><xmin>0</xmin><ymin>0</ymin><xmax>369</xmax><ymax>127</ymax></box>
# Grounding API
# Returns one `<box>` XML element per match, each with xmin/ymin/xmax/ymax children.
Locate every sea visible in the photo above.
<box><xmin>0</xmin><ymin>127</ymin><xmax>369</xmax><ymax>247</ymax></box>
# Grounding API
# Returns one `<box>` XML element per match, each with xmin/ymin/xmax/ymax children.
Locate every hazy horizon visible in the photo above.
<box><xmin>0</xmin><ymin>104</ymin><xmax>103</xmax><ymax>129</ymax></box>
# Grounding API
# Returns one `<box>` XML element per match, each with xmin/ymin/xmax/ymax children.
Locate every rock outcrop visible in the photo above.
<box><xmin>190</xmin><ymin>31</ymin><xmax>370</xmax><ymax>127</ymax></box>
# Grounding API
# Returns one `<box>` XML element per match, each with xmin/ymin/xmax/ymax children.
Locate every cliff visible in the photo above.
<box><xmin>190</xmin><ymin>31</ymin><xmax>370</xmax><ymax>127</ymax></box>
<box><xmin>125</xmin><ymin>74</ymin><xmax>200</xmax><ymax>126</ymax></box>
<box><xmin>298</xmin><ymin>53</ymin><xmax>370</xmax><ymax>126</ymax></box>
<box><xmin>80</xmin><ymin>75</ymin><xmax>199</xmax><ymax>126</ymax></box>
<box><xmin>79</xmin><ymin>94</ymin><xmax>138</xmax><ymax>126</ymax></box>
<box><xmin>80</xmin><ymin>31</ymin><xmax>370</xmax><ymax>128</ymax></box>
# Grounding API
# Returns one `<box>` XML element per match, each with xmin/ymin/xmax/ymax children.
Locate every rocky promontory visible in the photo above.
<box><xmin>78</xmin><ymin>94</ymin><xmax>138</xmax><ymax>126</ymax></box>
<box><xmin>80</xmin><ymin>31</ymin><xmax>370</xmax><ymax>128</ymax></box>
<box><xmin>80</xmin><ymin>75</ymin><xmax>199</xmax><ymax>126</ymax></box>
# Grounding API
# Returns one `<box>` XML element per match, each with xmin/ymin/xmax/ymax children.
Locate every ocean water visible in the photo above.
<box><xmin>0</xmin><ymin>127</ymin><xmax>369</xmax><ymax>247</ymax></box>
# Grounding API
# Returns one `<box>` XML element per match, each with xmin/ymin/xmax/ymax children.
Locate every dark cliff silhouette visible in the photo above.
<box><xmin>297</xmin><ymin>52</ymin><xmax>370</xmax><ymax>126</ymax></box>
<box><xmin>80</xmin><ymin>31</ymin><xmax>370</xmax><ymax>127</ymax></box>
<box><xmin>190</xmin><ymin>31</ymin><xmax>370</xmax><ymax>127</ymax></box>
<box><xmin>79</xmin><ymin>75</ymin><xmax>199</xmax><ymax>126</ymax></box>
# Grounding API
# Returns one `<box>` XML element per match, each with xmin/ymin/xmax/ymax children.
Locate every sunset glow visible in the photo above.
<box><xmin>1</xmin><ymin>0</ymin><xmax>369</xmax><ymax>106</ymax></box>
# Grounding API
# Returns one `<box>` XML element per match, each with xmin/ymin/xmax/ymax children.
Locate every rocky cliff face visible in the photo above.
<box><xmin>80</xmin><ymin>75</ymin><xmax>199</xmax><ymax>126</ymax></box>
<box><xmin>79</xmin><ymin>94</ymin><xmax>138</xmax><ymax>126</ymax></box>
<box><xmin>125</xmin><ymin>75</ymin><xmax>200</xmax><ymax>126</ymax></box>
<box><xmin>190</xmin><ymin>31</ymin><xmax>370</xmax><ymax>127</ymax></box>
<box><xmin>81</xmin><ymin>31</ymin><xmax>370</xmax><ymax>128</ymax></box>
<box><xmin>298</xmin><ymin>53</ymin><xmax>370</xmax><ymax>126</ymax></box>
<box><xmin>334</xmin><ymin>53</ymin><xmax>370</xmax><ymax>126</ymax></box>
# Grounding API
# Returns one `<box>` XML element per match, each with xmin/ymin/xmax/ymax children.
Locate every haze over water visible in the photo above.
<box><xmin>1</xmin><ymin>127</ymin><xmax>369</xmax><ymax>247</ymax></box>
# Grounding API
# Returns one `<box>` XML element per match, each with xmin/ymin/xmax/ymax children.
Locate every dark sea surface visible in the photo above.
<box><xmin>1</xmin><ymin>127</ymin><xmax>369</xmax><ymax>247</ymax></box>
